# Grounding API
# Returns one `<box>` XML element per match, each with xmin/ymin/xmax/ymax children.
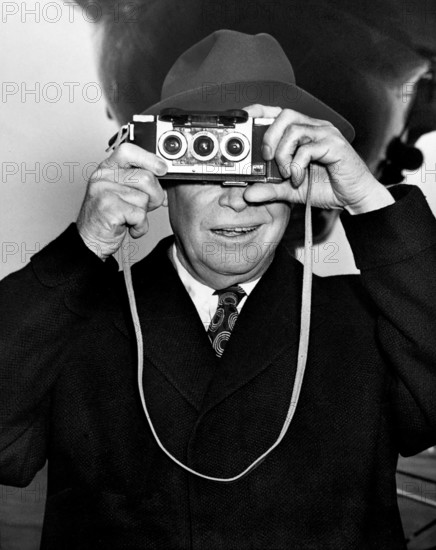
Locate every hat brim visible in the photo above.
<box><xmin>142</xmin><ymin>80</ymin><xmax>355</xmax><ymax>142</ymax></box>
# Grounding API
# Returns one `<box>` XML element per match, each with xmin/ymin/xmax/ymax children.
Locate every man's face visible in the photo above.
<box><xmin>166</xmin><ymin>182</ymin><xmax>291</xmax><ymax>288</ymax></box>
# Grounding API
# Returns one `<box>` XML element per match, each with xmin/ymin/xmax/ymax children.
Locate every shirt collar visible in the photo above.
<box><xmin>171</xmin><ymin>243</ymin><xmax>260</xmax><ymax>330</ymax></box>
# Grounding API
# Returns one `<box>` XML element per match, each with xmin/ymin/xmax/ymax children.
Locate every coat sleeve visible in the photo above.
<box><xmin>0</xmin><ymin>224</ymin><xmax>118</xmax><ymax>486</ymax></box>
<box><xmin>341</xmin><ymin>184</ymin><xmax>436</xmax><ymax>456</ymax></box>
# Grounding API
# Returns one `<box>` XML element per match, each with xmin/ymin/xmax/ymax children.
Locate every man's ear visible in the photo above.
<box><xmin>162</xmin><ymin>189</ymin><xmax>168</xmax><ymax>207</ymax></box>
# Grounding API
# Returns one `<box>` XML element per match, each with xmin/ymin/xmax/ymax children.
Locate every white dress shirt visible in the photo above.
<box><xmin>171</xmin><ymin>244</ymin><xmax>260</xmax><ymax>331</ymax></box>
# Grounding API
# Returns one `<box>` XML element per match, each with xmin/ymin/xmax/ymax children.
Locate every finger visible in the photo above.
<box><xmin>274</xmin><ymin>124</ymin><xmax>332</xmax><ymax>178</ymax></box>
<box><xmin>102</xmin><ymin>142</ymin><xmax>168</xmax><ymax>176</ymax></box>
<box><xmin>244</xmin><ymin>180</ymin><xmax>313</xmax><ymax>207</ymax></box>
<box><xmin>290</xmin><ymin>140</ymin><xmax>334</xmax><ymax>186</ymax></box>
<box><xmin>116</xmin><ymin>197</ymin><xmax>149</xmax><ymax>238</ymax></box>
<box><xmin>262</xmin><ymin>109</ymin><xmax>332</xmax><ymax>161</ymax></box>
<box><xmin>243</xmin><ymin>182</ymin><xmax>294</xmax><ymax>204</ymax></box>
<box><xmin>112</xmin><ymin>182</ymin><xmax>167</xmax><ymax>213</ymax></box>
<box><xmin>114</xmin><ymin>169</ymin><xmax>166</xmax><ymax>210</ymax></box>
<box><xmin>129</xmin><ymin>219</ymin><xmax>149</xmax><ymax>239</ymax></box>
<box><xmin>274</xmin><ymin>124</ymin><xmax>318</xmax><ymax>178</ymax></box>
<box><xmin>94</xmin><ymin>192</ymin><xmax>149</xmax><ymax>238</ymax></box>
<box><xmin>110</xmin><ymin>185</ymin><xmax>151</xmax><ymax>211</ymax></box>
<box><xmin>242</xmin><ymin>104</ymin><xmax>283</xmax><ymax>119</ymax></box>
<box><xmin>89</xmin><ymin>169</ymin><xmax>166</xmax><ymax>211</ymax></box>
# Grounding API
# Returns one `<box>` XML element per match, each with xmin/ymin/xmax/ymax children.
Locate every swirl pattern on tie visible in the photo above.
<box><xmin>207</xmin><ymin>285</ymin><xmax>246</xmax><ymax>358</ymax></box>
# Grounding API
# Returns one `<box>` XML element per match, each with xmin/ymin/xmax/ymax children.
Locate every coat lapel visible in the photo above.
<box><xmin>198</xmin><ymin>243</ymin><xmax>331</xmax><ymax>417</ymax></box>
<box><xmin>112</xmin><ymin>236</ymin><xmax>218</xmax><ymax>411</ymax></box>
<box><xmin>112</xmin><ymin>237</ymin><xmax>330</xmax><ymax>418</ymax></box>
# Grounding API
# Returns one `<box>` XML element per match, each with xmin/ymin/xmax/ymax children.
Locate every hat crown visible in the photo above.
<box><xmin>162</xmin><ymin>29</ymin><xmax>296</xmax><ymax>100</ymax></box>
<box><xmin>144</xmin><ymin>29</ymin><xmax>355</xmax><ymax>143</ymax></box>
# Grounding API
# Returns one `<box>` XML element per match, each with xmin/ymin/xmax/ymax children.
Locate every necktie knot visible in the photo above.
<box><xmin>214</xmin><ymin>285</ymin><xmax>246</xmax><ymax>307</ymax></box>
<box><xmin>208</xmin><ymin>285</ymin><xmax>246</xmax><ymax>357</ymax></box>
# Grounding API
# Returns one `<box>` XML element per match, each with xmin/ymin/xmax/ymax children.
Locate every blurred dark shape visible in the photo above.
<box><xmin>379</xmin><ymin>137</ymin><xmax>425</xmax><ymax>185</ymax></box>
<box><xmin>407</xmin><ymin>58</ymin><xmax>436</xmax><ymax>144</ymax></box>
<box><xmin>75</xmin><ymin>0</ymin><xmax>436</xmax><ymax>244</ymax></box>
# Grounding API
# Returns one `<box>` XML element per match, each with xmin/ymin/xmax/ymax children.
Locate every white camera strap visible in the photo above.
<box><xmin>122</xmin><ymin>167</ymin><xmax>314</xmax><ymax>482</ymax></box>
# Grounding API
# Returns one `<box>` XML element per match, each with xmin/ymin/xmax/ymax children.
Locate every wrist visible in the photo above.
<box><xmin>344</xmin><ymin>184</ymin><xmax>395</xmax><ymax>215</ymax></box>
<box><xmin>78</xmin><ymin>229</ymin><xmax>112</xmax><ymax>261</ymax></box>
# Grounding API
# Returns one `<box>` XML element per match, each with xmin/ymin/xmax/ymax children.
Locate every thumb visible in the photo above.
<box><xmin>244</xmin><ymin>182</ymin><xmax>295</xmax><ymax>204</ymax></box>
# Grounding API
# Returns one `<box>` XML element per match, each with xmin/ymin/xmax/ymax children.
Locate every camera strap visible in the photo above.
<box><xmin>122</xmin><ymin>167</ymin><xmax>314</xmax><ymax>482</ymax></box>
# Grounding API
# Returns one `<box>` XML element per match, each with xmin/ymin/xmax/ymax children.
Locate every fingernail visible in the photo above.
<box><xmin>262</xmin><ymin>144</ymin><xmax>273</xmax><ymax>160</ymax></box>
<box><xmin>278</xmin><ymin>162</ymin><xmax>290</xmax><ymax>179</ymax></box>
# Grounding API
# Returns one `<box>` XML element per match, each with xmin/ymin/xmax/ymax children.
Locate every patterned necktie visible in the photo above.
<box><xmin>207</xmin><ymin>285</ymin><xmax>246</xmax><ymax>358</ymax></box>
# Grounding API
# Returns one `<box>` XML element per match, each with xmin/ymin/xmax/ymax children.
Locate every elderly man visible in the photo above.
<box><xmin>1</xmin><ymin>30</ymin><xmax>436</xmax><ymax>549</ymax></box>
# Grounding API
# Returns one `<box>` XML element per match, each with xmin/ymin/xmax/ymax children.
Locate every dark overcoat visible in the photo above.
<box><xmin>1</xmin><ymin>185</ymin><xmax>436</xmax><ymax>549</ymax></box>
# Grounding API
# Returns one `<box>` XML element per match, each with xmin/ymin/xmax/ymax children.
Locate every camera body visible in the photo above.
<box><xmin>108</xmin><ymin>109</ymin><xmax>283</xmax><ymax>184</ymax></box>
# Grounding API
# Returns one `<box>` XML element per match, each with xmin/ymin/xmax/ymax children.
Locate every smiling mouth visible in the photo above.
<box><xmin>211</xmin><ymin>225</ymin><xmax>261</xmax><ymax>237</ymax></box>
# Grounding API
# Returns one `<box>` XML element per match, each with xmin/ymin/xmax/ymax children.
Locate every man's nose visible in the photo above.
<box><xmin>218</xmin><ymin>186</ymin><xmax>249</xmax><ymax>212</ymax></box>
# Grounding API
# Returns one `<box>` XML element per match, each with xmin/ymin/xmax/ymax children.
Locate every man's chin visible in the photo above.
<box><xmin>201</xmin><ymin>237</ymin><xmax>277</xmax><ymax>276</ymax></box>
<box><xmin>204</xmin><ymin>258</ymin><xmax>269</xmax><ymax>280</ymax></box>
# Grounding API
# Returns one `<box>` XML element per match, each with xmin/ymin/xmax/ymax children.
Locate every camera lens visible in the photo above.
<box><xmin>158</xmin><ymin>130</ymin><xmax>187</xmax><ymax>159</ymax></box>
<box><xmin>226</xmin><ymin>138</ymin><xmax>244</xmax><ymax>157</ymax></box>
<box><xmin>163</xmin><ymin>135</ymin><xmax>182</xmax><ymax>155</ymax></box>
<box><xmin>193</xmin><ymin>135</ymin><xmax>215</xmax><ymax>157</ymax></box>
<box><xmin>220</xmin><ymin>132</ymin><xmax>250</xmax><ymax>162</ymax></box>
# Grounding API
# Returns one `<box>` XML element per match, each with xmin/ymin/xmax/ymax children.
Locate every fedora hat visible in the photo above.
<box><xmin>143</xmin><ymin>29</ymin><xmax>355</xmax><ymax>142</ymax></box>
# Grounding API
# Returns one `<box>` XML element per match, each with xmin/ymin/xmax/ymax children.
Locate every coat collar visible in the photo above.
<box><xmin>112</xmin><ymin>236</ymin><xmax>330</xmax><ymax>414</ymax></box>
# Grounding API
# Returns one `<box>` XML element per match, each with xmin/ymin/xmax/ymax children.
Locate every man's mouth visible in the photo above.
<box><xmin>211</xmin><ymin>225</ymin><xmax>261</xmax><ymax>237</ymax></box>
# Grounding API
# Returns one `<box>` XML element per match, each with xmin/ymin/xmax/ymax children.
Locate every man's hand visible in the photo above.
<box><xmin>242</xmin><ymin>104</ymin><xmax>394</xmax><ymax>214</ymax></box>
<box><xmin>76</xmin><ymin>143</ymin><xmax>168</xmax><ymax>260</ymax></box>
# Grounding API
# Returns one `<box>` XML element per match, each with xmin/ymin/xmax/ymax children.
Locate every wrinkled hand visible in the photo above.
<box><xmin>76</xmin><ymin>143</ymin><xmax>168</xmax><ymax>259</ymax></box>
<box><xmin>242</xmin><ymin>104</ymin><xmax>394</xmax><ymax>214</ymax></box>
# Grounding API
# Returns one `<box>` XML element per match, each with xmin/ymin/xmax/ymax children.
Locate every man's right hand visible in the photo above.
<box><xmin>76</xmin><ymin>143</ymin><xmax>168</xmax><ymax>260</ymax></box>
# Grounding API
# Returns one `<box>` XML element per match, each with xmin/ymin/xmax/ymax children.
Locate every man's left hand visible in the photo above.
<box><xmin>242</xmin><ymin>104</ymin><xmax>394</xmax><ymax>214</ymax></box>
